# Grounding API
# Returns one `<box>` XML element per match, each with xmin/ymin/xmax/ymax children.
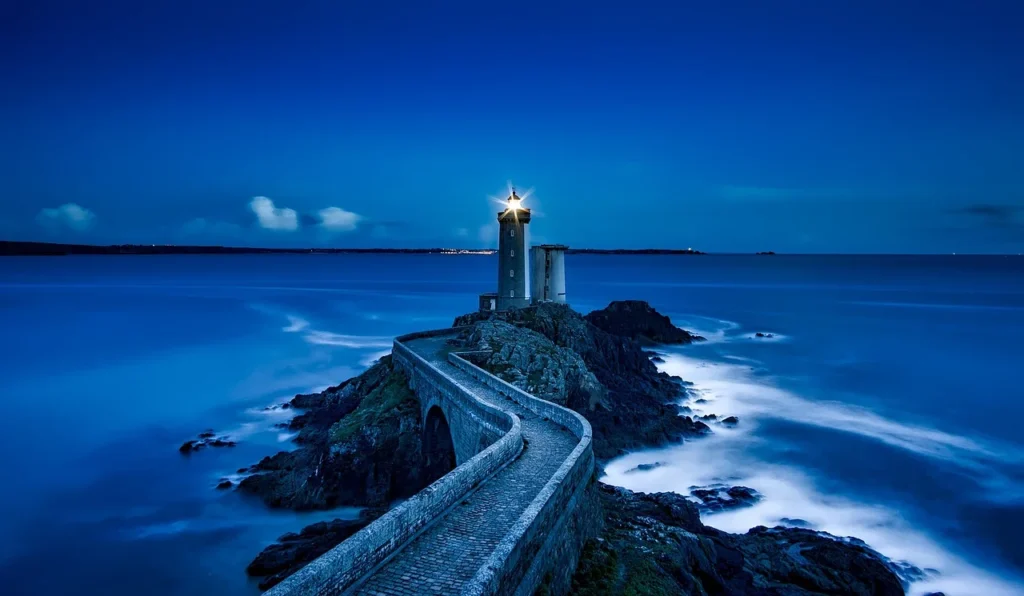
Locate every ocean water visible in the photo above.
<box><xmin>0</xmin><ymin>254</ymin><xmax>1022</xmax><ymax>595</ymax></box>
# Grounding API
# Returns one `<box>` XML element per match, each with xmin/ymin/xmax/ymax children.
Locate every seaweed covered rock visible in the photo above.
<box><xmin>572</xmin><ymin>484</ymin><xmax>905</xmax><ymax>596</ymax></box>
<box><xmin>238</xmin><ymin>356</ymin><xmax>441</xmax><ymax>510</ymax></box>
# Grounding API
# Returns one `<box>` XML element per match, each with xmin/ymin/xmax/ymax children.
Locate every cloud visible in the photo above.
<box><xmin>454</xmin><ymin>227</ymin><xmax>469</xmax><ymax>238</ymax></box>
<box><xmin>954</xmin><ymin>204</ymin><xmax>1022</xmax><ymax>227</ymax></box>
<box><xmin>36</xmin><ymin>203</ymin><xmax>96</xmax><ymax>231</ymax></box>
<box><xmin>951</xmin><ymin>204</ymin><xmax>1024</xmax><ymax>243</ymax></box>
<box><xmin>318</xmin><ymin>206</ymin><xmax>361</xmax><ymax>232</ymax></box>
<box><xmin>250</xmin><ymin>196</ymin><xmax>299</xmax><ymax>231</ymax></box>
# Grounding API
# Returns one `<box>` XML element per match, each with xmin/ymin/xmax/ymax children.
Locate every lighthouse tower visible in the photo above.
<box><xmin>496</xmin><ymin>188</ymin><xmax>531</xmax><ymax>310</ymax></box>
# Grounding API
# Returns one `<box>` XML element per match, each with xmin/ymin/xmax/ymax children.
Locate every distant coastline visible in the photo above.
<box><xmin>0</xmin><ymin>240</ymin><xmax>707</xmax><ymax>257</ymax></box>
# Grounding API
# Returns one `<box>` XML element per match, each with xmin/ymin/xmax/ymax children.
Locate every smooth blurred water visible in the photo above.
<box><xmin>0</xmin><ymin>254</ymin><xmax>1022</xmax><ymax>595</ymax></box>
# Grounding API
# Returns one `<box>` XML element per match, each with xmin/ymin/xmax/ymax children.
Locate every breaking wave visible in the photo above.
<box><xmin>282</xmin><ymin>315</ymin><xmax>309</xmax><ymax>332</ymax></box>
<box><xmin>302</xmin><ymin>330</ymin><xmax>392</xmax><ymax>348</ymax></box>
<box><xmin>603</xmin><ymin>350</ymin><xmax>1024</xmax><ymax>596</ymax></box>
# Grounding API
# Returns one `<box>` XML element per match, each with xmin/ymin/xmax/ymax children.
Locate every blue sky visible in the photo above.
<box><xmin>2</xmin><ymin>0</ymin><xmax>1022</xmax><ymax>253</ymax></box>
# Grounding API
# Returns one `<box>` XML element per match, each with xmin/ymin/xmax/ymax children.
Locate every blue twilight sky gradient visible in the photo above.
<box><xmin>2</xmin><ymin>0</ymin><xmax>1023</xmax><ymax>253</ymax></box>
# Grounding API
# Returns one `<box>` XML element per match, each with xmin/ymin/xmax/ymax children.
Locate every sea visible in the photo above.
<box><xmin>0</xmin><ymin>254</ymin><xmax>1022</xmax><ymax>595</ymax></box>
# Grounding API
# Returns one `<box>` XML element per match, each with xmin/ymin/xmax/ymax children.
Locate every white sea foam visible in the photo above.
<box><xmin>360</xmin><ymin>349</ymin><xmax>392</xmax><ymax>367</ymax></box>
<box><xmin>603</xmin><ymin>351</ymin><xmax>1024</xmax><ymax>596</ymax></box>
<box><xmin>661</xmin><ymin>354</ymin><xmax>1008</xmax><ymax>467</ymax></box>
<box><xmin>669</xmin><ymin>314</ymin><xmax>741</xmax><ymax>344</ymax></box>
<box><xmin>282</xmin><ymin>315</ymin><xmax>310</xmax><ymax>332</ymax></box>
<box><xmin>605</xmin><ymin>443</ymin><xmax>1023</xmax><ymax>595</ymax></box>
<box><xmin>303</xmin><ymin>330</ymin><xmax>392</xmax><ymax>348</ymax></box>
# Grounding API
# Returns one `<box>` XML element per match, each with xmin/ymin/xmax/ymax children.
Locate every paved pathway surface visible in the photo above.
<box><xmin>352</xmin><ymin>334</ymin><xmax>577</xmax><ymax>596</ymax></box>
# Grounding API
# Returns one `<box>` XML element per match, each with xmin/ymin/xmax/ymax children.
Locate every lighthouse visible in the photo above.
<box><xmin>495</xmin><ymin>187</ymin><xmax>531</xmax><ymax>310</ymax></box>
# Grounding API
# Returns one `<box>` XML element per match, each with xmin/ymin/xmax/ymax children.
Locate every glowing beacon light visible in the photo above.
<box><xmin>496</xmin><ymin>186</ymin><xmax>531</xmax><ymax>310</ymax></box>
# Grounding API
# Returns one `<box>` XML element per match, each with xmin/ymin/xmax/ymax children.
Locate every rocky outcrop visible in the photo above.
<box><xmin>234</xmin><ymin>301</ymin><xmax>907</xmax><ymax>596</ymax></box>
<box><xmin>572</xmin><ymin>484</ymin><xmax>905</xmax><ymax>596</ymax></box>
<box><xmin>454</xmin><ymin>302</ymin><xmax>709</xmax><ymax>459</ymax></box>
<box><xmin>689</xmin><ymin>484</ymin><xmax>762</xmax><ymax>513</ymax></box>
<box><xmin>460</xmin><ymin>319</ymin><xmax>605</xmax><ymax>407</ymax></box>
<box><xmin>246</xmin><ymin>509</ymin><xmax>385</xmax><ymax>590</ymax></box>
<box><xmin>178</xmin><ymin>430</ymin><xmax>237</xmax><ymax>453</ymax></box>
<box><xmin>584</xmin><ymin>300</ymin><xmax>705</xmax><ymax>345</ymax></box>
<box><xmin>237</xmin><ymin>356</ymin><xmax>441</xmax><ymax>510</ymax></box>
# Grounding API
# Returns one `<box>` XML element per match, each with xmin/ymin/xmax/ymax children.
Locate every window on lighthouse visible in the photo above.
<box><xmin>510</xmin><ymin>229</ymin><xmax>515</xmax><ymax>237</ymax></box>
<box><xmin>510</xmin><ymin>249</ymin><xmax>514</xmax><ymax>257</ymax></box>
<box><xmin>510</xmin><ymin>269</ymin><xmax>514</xmax><ymax>278</ymax></box>
<box><xmin>510</xmin><ymin>290</ymin><xmax>515</xmax><ymax>298</ymax></box>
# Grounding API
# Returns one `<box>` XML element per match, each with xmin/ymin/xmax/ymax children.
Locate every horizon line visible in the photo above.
<box><xmin>1</xmin><ymin>240</ymin><xmax>1020</xmax><ymax>257</ymax></box>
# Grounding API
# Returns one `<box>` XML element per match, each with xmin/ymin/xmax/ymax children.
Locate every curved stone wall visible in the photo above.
<box><xmin>265</xmin><ymin>331</ymin><xmax>523</xmax><ymax>596</ymax></box>
<box><xmin>448</xmin><ymin>353</ymin><xmax>594</xmax><ymax>596</ymax></box>
<box><xmin>393</xmin><ymin>335</ymin><xmax>509</xmax><ymax>465</ymax></box>
<box><xmin>267</xmin><ymin>329</ymin><xmax>595</xmax><ymax>596</ymax></box>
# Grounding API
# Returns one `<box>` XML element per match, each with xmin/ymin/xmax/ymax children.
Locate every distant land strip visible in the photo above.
<box><xmin>0</xmin><ymin>241</ymin><xmax>707</xmax><ymax>257</ymax></box>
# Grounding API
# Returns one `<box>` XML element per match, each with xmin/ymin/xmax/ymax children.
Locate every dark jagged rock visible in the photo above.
<box><xmin>178</xmin><ymin>431</ymin><xmax>236</xmax><ymax>454</ymax></box>
<box><xmin>689</xmin><ymin>485</ymin><xmax>762</xmax><ymax>513</ymax></box>
<box><xmin>722</xmin><ymin>415</ymin><xmax>739</xmax><ymax>425</ymax></box>
<box><xmin>584</xmin><ymin>300</ymin><xmax>705</xmax><ymax>345</ymax></box>
<box><xmin>216</xmin><ymin>479</ymin><xmax>233</xmax><ymax>490</ymax></box>
<box><xmin>246</xmin><ymin>508</ymin><xmax>386</xmax><ymax>590</ymax></box>
<box><xmin>624</xmin><ymin>461</ymin><xmax>667</xmax><ymax>474</ymax></box>
<box><xmin>644</xmin><ymin>350</ymin><xmax>667</xmax><ymax>364</ymax></box>
<box><xmin>780</xmin><ymin>517</ymin><xmax>813</xmax><ymax>528</ymax></box>
<box><xmin>571</xmin><ymin>484</ymin><xmax>904</xmax><ymax>596</ymax></box>
<box><xmin>755</xmin><ymin>332</ymin><xmax>776</xmax><ymax>338</ymax></box>
<box><xmin>238</xmin><ymin>356</ymin><xmax>444</xmax><ymax>510</ymax></box>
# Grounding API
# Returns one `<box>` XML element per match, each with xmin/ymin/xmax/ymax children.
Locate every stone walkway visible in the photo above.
<box><xmin>351</xmin><ymin>335</ymin><xmax>578</xmax><ymax>596</ymax></box>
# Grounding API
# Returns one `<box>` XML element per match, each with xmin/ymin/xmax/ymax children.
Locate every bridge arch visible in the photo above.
<box><xmin>421</xmin><ymin>405</ymin><xmax>456</xmax><ymax>482</ymax></box>
<box><xmin>267</xmin><ymin>328</ymin><xmax>593</xmax><ymax>596</ymax></box>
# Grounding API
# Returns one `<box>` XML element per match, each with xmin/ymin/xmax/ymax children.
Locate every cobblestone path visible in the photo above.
<box><xmin>352</xmin><ymin>334</ymin><xmax>578</xmax><ymax>596</ymax></box>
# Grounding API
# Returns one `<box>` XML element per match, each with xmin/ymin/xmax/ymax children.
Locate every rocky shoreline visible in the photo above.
<box><xmin>187</xmin><ymin>300</ymin><xmax>907</xmax><ymax>594</ymax></box>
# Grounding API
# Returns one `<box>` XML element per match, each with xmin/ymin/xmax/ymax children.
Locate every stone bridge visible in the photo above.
<box><xmin>266</xmin><ymin>328</ymin><xmax>595</xmax><ymax>596</ymax></box>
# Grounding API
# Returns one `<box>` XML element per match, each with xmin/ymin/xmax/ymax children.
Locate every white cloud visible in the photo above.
<box><xmin>250</xmin><ymin>196</ymin><xmax>299</xmax><ymax>231</ymax></box>
<box><xmin>37</xmin><ymin>203</ymin><xmax>96</xmax><ymax>231</ymax></box>
<box><xmin>318</xmin><ymin>206</ymin><xmax>361</xmax><ymax>232</ymax></box>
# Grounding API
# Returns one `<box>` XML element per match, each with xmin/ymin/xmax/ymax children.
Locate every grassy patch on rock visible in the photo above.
<box><xmin>329</xmin><ymin>369</ymin><xmax>417</xmax><ymax>444</ymax></box>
